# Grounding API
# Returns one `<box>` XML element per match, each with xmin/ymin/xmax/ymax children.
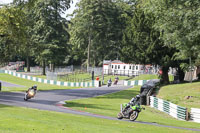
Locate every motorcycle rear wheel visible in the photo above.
<box><xmin>117</xmin><ymin>112</ymin><xmax>123</xmax><ymax>119</ymax></box>
<box><xmin>129</xmin><ymin>111</ymin><xmax>139</xmax><ymax>121</ymax></box>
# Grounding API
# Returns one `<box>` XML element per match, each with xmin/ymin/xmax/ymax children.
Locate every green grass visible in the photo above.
<box><xmin>0</xmin><ymin>104</ymin><xmax>194</xmax><ymax>133</ymax></box>
<box><xmin>157</xmin><ymin>82</ymin><xmax>200</xmax><ymax>109</ymax></box>
<box><xmin>64</xmin><ymin>86</ymin><xmax>200</xmax><ymax>129</ymax></box>
<box><xmin>0</xmin><ymin>73</ymin><xmax>78</xmax><ymax>91</ymax></box>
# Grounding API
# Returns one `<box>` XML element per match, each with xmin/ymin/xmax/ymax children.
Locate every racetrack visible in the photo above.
<box><xmin>0</xmin><ymin>80</ymin><xmax>25</xmax><ymax>87</ymax></box>
<box><xmin>0</xmin><ymin>85</ymin><xmax>200</xmax><ymax>132</ymax></box>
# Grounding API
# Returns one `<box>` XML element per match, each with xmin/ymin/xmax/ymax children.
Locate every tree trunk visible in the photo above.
<box><xmin>52</xmin><ymin>63</ymin><xmax>55</xmax><ymax>72</ymax></box>
<box><xmin>26</xmin><ymin>56</ymin><xmax>30</xmax><ymax>72</ymax></box>
<box><xmin>178</xmin><ymin>67</ymin><xmax>185</xmax><ymax>82</ymax></box>
<box><xmin>160</xmin><ymin>66</ymin><xmax>169</xmax><ymax>84</ymax></box>
<box><xmin>50</xmin><ymin>63</ymin><xmax>55</xmax><ymax>72</ymax></box>
<box><xmin>87</xmin><ymin>33</ymin><xmax>91</xmax><ymax>72</ymax></box>
<box><xmin>42</xmin><ymin>60</ymin><xmax>46</xmax><ymax>75</ymax></box>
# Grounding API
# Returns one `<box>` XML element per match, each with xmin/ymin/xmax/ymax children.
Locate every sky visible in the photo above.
<box><xmin>0</xmin><ymin>0</ymin><xmax>78</xmax><ymax>18</ymax></box>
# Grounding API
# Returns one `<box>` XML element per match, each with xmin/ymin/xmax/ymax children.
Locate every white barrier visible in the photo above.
<box><xmin>150</xmin><ymin>96</ymin><xmax>188</xmax><ymax>120</ymax></box>
<box><xmin>191</xmin><ymin>108</ymin><xmax>200</xmax><ymax>123</ymax></box>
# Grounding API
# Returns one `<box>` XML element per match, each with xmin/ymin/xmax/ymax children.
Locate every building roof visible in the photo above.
<box><xmin>111</xmin><ymin>60</ymin><xmax>124</xmax><ymax>64</ymax></box>
<box><xmin>103</xmin><ymin>60</ymin><xmax>112</xmax><ymax>65</ymax></box>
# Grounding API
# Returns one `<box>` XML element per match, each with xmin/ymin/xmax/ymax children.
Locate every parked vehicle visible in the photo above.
<box><xmin>117</xmin><ymin>95</ymin><xmax>145</xmax><ymax>121</ymax></box>
<box><xmin>24</xmin><ymin>85</ymin><xmax>37</xmax><ymax>101</ymax></box>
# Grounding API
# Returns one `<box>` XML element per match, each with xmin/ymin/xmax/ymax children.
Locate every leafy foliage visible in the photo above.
<box><xmin>69</xmin><ymin>0</ymin><xmax>124</xmax><ymax>66</ymax></box>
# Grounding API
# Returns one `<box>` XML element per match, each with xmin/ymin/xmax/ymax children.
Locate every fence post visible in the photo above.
<box><xmin>186</xmin><ymin>108</ymin><xmax>189</xmax><ymax>121</ymax></box>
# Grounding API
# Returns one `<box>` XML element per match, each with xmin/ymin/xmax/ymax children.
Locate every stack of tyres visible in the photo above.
<box><xmin>140</xmin><ymin>79</ymin><xmax>160</xmax><ymax>105</ymax></box>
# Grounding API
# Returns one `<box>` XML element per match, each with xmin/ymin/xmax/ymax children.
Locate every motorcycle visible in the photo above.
<box><xmin>24</xmin><ymin>86</ymin><xmax>37</xmax><ymax>101</ymax></box>
<box><xmin>114</xmin><ymin>79</ymin><xmax>118</xmax><ymax>85</ymax></box>
<box><xmin>117</xmin><ymin>103</ymin><xmax>145</xmax><ymax>121</ymax></box>
<box><xmin>107</xmin><ymin>80</ymin><xmax>112</xmax><ymax>87</ymax></box>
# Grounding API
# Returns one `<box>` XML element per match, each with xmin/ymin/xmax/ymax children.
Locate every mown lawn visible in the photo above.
<box><xmin>0</xmin><ymin>73</ymin><xmax>78</xmax><ymax>91</ymax></box>
<box><xmin>64</xmin><ymin>86</ymin><xmax>200</xmax><ymax>129</ymax></box>
<box><xmin>157</xmin><ymin>82</ymin><xmax>200</xmax><ymax>109</ymax></box>
<box><xmin>0</xmin><ymin>104</ymin><xmax>193</xmax><ymax>133</ymax></box>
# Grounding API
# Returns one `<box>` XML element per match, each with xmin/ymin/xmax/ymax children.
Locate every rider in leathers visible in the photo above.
<box><xmin>123</xmin><ymin>95</ymin><xmax>140</xmax><ymax>112</ymax></box>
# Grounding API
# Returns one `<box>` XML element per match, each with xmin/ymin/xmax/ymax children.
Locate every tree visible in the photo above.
<box><xmin>144</xmin><ymin>0</ymin><xmax>200</xmax><ymax>68</ymax></box>
<box><xmin>121</xmin><ymin>1</ymin><xmax>179</xmax><ymax>84</ymax></box>
<box><xmin>12</xmin><ymin>0</ymin><xmax>39</xmax><ymax>72</ymax></box>
<box><xmin>30</xmin><ymin>0</ymin><xmax>71</xmax><ymax>74</ymax></box>
<box><xmin>0</xmin><ymin>5</ymin><xmax>27</xmax><ymax>64</ymax></box>
<box><xmin>69</xmin><ymin>0</ymin><xmax>124</xmax><ymax>69</ymax></box>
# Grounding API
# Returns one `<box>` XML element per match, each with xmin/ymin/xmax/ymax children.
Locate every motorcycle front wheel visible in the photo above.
<box><xmin>24</xmin><ymin>94</ymin><xmax>28</xmax><ymax>101</ymax></box>
<box><xmin>117</xmin><ymin>112</ymin><xmax>123</xmax><ymax>119</ymax></box>
<box><xmin>129</xmin><ymin>111</ymin><xmax>139</xmax><ymax>121</ymax></box>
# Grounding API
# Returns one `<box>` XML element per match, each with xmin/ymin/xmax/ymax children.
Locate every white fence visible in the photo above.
<box><xmin>1</xmin><ymin>70</ymin><xmax>99</xmax><ymax>88</ymax></box>
<box><xmin>190</xmin><ymin>108</ymin><xmax>200</xmax><ymax>123</ymax></box>
<box><xmin>150</xmin><ymin>96</ymin><xmax>188</xmax><ymax>120</ymax></box>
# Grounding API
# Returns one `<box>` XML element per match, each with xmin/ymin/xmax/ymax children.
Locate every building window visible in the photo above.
<box><xmin>118</xmin><ymin>65</ymin><xmax>120</xmax><ymax>69</ymax></box>
<box><xmin>129</xmin><ymin>66</ymin><xmax>131</xmax><ymax>70</ymax></box>
<box><xmin>124</xmin><ymin>66</ymin><xmax>126</xmax><ymax>69</ymax></box>
<box><xmin>115</xmin><ymin>65</ymin><xmax>117</xmax><ymax>69</ymax></box>
<box><xmin>136</xmin><ymin>66</ymin><xmax>138</xmax><ymax>70</ymax></box>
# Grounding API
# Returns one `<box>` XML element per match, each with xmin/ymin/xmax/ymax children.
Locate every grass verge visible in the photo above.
<box><xmin>64</xmin><ymin>86</ymin><xmax>200</xmax><ymax>129</ymax></box>
<box><xmin>0</xmin><ymin>104</ymin><xmax>194</xmax><ymax>133</ymax></box>
<box><xmin>0</xmin><ymin>73</ymin><xmax>78</xmax><ymax>91</ymax></box>
<box><xmin>157</xmin><ymin>82</ymin><xmax>200</xmax><ymax>109</ymax></box>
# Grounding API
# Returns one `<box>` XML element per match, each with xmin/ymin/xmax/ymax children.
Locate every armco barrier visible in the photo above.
<box><xmin>1</xmin><ymin>70</ymin><xmax>98</xmax><ymax>87</ymax></box>
<box><xmin>124</xmin><ymin>80</ymin><xmax>149</xmax><ymax>86</ymax></box>
<box><xmin>150</xmin><ymin>96</ymin><xmax>188</xmax><ymax>120</ymax></box>
<box><xmin>191</xmin><ymin>108</ymin><xmax>200</xmax><ymax>123</ymax></box>
<box><xmin>0</xmin><ymin>69</ymin><xmax>5</xmax><ymax>73</ymax></box>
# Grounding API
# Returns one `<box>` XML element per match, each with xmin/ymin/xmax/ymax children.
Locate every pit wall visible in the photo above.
<box><xmin>0</xmin><ymin>70</ymin><xmax>99</xmax><ymax>87</ymax></box>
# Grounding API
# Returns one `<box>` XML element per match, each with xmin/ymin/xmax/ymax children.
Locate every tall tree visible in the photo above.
<box><xmin>13</xmin><ymin>0</ymin><xmax>39</xmax><ymax>72</ymax></box>
<box><xmin>144</xmin><ymin>0</ymin><xmax>200</xmax><ymax>68</ymax></box>
<box><xmin>0</xmin><ymin>5</ymin><xmax>27</xmax><ymax>63</ymax></box>
<box><xmin>121</xmin><ymin>1</ymin><xmax>178</xmax><ymax>84</ymax></box>
<box><xmin>69</xmin><ymin>0</ymin><xmax>124</xmax><ymax>69</ymax></box>
<box><xmin>30</xmin><ymin>0</ymin><xmax>71</xmax><ymax>74</ymax></box>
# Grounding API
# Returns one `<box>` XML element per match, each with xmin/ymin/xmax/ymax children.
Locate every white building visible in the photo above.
<box><xmin>103</xmin><ymin>60</ymin><xmax>144</xmax><ymax>76</ymax></box>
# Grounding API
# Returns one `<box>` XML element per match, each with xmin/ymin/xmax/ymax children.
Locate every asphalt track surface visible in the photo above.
<box><xmin>0</xmin><ymin>85</ymin><xmax>200</xmax><ymax>132</ymax></box>
<box><xmin>0</xmin><ymin>80</ymin><xmax>25</xmax><ymax>87</ymax></box>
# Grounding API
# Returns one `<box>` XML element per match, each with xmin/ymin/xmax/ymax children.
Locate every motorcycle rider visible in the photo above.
<box><xmin>122</xmin><ymin>95</ymin><xmax>141</xmax><ymax>112</ymax></box>
<box><xmin>27</xmin><ymin>85</ymin><xmax>37</xmax><ymax>96</ymax></box>
<box><xmin>107</xmin><ymin>78</ymin><xmax>112</xmax><ymax>86</ymax></box>
<box><xmin>114</xmin><ymin>77</ymin><xmax>119</xmax><ymax>85</ymax></box>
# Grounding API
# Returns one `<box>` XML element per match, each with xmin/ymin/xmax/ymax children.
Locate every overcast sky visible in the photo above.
<box><xmin>0</xmin><ymin>0</ymin><xmax>78</xmax><ymax>18</ymax></box>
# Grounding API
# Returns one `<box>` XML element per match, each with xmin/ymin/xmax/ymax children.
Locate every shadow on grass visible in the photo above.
<box><xmin>65</xmin><ymin>102</ymin><xmax>114</xmax><ymax>111</ymax></box>
<box><xmin>96</xmin><ymin>89</ymin><xmax>140</xmax><ymax>100</ymax></box>
<box><xmin>0</xmin><ymin>104</ymin><xmax>12</xmax><ymax>108</ymax></box>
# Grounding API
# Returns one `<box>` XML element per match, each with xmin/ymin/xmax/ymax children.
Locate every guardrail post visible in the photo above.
<box><xmin>186</xmin><ymin>108</ymin><xmax>189</xmax><ymax>121</ymax></box>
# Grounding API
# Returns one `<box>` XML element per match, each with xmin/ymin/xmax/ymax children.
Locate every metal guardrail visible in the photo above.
<box><xmin>1</xmin><ymin>70</ymin><xmax>99</xmax><ymax>88</ymax></box>
<box><xmin>190</xmin><ymin>108</ymin><xmax>200</xmax><ymax>123</ymax></box>
<box><xmin>150</xmin><ymin>96</ymin><xmax>189</xmax><ymax>121</ymax></box>
<box><xmin>124</xmin><ymin>80</ymin><xmax>149</xmax><ymax>86</ymax></box>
